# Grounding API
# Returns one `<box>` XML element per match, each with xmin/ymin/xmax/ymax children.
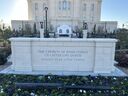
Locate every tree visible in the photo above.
<box><xmin>0</xmin><ymin>26</ymin><xmax>12</xmax><ymax>40</ymax></box>
<box><xmin>49</xmin><ymin>24</ymin><xmax>54</xmax><ymax>32</ymax></box>
<box><xmin>116</xmin><ymin>28</ymin><xmax>128</xmax><ymax>49</ymax></box>
<box><xmin>97</xmin><ymin>26</ymin><xmax>104</xmax><ymax>33</ymax></box>
<box><xmin>0</xmin><ymin>50</ymin><xmax>7</xmax><ymax>65</ymax></box>
<box><xmin>122</xmin><ymin>24</ymin><xmax>125</xmax><ymax>28</ymax></box>
<box><xmin>33</xmin><ymin>23</ymin><xmax>37</xmax><ymax>34</ymax></box>
<box><xmin>74</xmin><ymin>26</ymin><xmax>83</xmax><ymax>38</ymax></box>
<box><xmin>0</xmin><ymin>27</ymin><xmax>3</xmax><ymax>38</ymax></box>
<box><xmin>0</xmin><ymin>27</ymin><xmax>2</xmax><ymax>32</ymax></box>
<box><xmin>2</xmin><ymin>23</ymin><xmax>5</xmax><ymax>30</ymax></box>
<box><xmin>23</xmin><ymin>23</ymin><xmax>32</xmax><ymax>37</ymax></box>
<box><xmin>93</xmin><ymin>24</ymin><xmax>96</xmax><ymax>33</ymax></box>
<box><xmin>3</xmin><ymin>27</ymin><xmax>12</xmax><ymax>40</ymax></box>
<box><xmin>115</xmin><ymin>51</ymin><xmax>128</xmax><ymax>68</ymax></box>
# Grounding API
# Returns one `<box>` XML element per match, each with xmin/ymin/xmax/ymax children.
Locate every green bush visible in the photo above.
<box><xmin>0</xmin><ymin>74</ymin><xmax>127</xmax><ymax>95</ymax></box>
<box><xmin>0</xmin><ymin>47</ymin><xmax>11</xmax><ymax>65</ymax></box>
<box><xmin>115</xmin><ymin>50</ymin><xmax>128</xmax><ymax>67</ymax></box>
<box><xmin>0</xmin><ymin>53</ymin><xmax>7</xmax><ymax>65</ymax></box>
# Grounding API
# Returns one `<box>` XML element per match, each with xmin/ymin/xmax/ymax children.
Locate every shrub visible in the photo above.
<box><xmin>0</xmin><ymin>47</ymin><xmax>11</xmax><ymax>65</ymax></box>
<box><xmin>0</xmin><ymin>53</ymin><xmax>7</xmax><ymax>65</ymax></box>
<box><xmin>115</xmin><ymin>51</ymin><xmax>128</xmax><ymax>67</ymax></box>
<box><xmin>0</xmin><ymin>74</ymin><xmax>128</xmax><ymax>95</ymax></box>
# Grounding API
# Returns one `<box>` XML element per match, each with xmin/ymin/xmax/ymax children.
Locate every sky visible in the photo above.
<box><xmin>0</xmin><ymin>0</ymin><xmax>28</xmax><ymax>24</ymax></box>
<box><xmin>101</xmin><ymin>0</ymin><xmax>128</xmax><ymax>27</ymax></box>
<box><xmin>0</xmin><ymin>0</ymin><xmax>128</xmax><ymax>28</ymax></box>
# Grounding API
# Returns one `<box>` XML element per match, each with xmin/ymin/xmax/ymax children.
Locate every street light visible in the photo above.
<box><xmin>44</xmin><ymin>7</ymin><xmax>49</xmax><ymax>37</ymax></box>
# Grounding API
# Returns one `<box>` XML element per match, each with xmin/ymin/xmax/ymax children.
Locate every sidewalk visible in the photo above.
<box><xmin>116</xmin><ymin>65</ymin><xmax>128</xmax><ymax>76</ymax></box>
<box><xmin>0</xmin><ymin>62</ymin><xmax>12</xmax><ymax>71</ymax></box>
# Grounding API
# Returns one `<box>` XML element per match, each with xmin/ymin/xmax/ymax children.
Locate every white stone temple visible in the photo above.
<box><xmin>11</xmin><ymin>0</ymin><xmax>117</xmax><ymax>33</ymax></box>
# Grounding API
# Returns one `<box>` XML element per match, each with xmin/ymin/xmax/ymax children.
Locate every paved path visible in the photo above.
<box><xmin>0</xmin><ymin>63</ymin><xmax>127</xmax><ymax>76</ymax></box>
<box><xmin>115</xmin><ymin>65</ymin><xmax>128</xmax><ymax>76</ymax></box>
<box><xmin>0</xmin><ymin>62</ymin><xmax>12</xmax><ymax>71</ymax></box>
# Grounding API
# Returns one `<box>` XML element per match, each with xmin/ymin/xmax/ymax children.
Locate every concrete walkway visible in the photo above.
<box><xmin>0</xmin><ymin>62</ymin><xmax>12</xmax><ymax>71</ymax></box>
<box><xmin>0</xmin><ymin>66</ymin><xmax>127</xmax><ymax>76</ymax></box>
<box><xmin>116</xmin><ymin>65</ymin><xmax>128</xmax><ymax>75</ymax></box>
<box><xmin>0</xmin><ymin>63</ymin><xmax>127</xmax><ymax>76</ymax></box>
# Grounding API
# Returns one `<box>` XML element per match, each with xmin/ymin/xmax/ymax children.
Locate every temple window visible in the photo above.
<box><xmin>35</xmin><ymin>3</ymin><xmax>38</xmax><ymax>10</ymax></box>
<box><xmin>59</xmin><ymin>0</ymin><xmax>71</xmax><ymax>11</ymax></box>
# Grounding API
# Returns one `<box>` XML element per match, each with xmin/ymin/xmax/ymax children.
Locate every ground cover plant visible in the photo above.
<box><xmin>0</xmin><ymin>74</ymin><xmax>128</xmax><ymax>96</ymax></box>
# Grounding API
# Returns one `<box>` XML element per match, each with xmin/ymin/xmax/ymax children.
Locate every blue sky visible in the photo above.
<box><xmin>101</xmin><ymin>0</ymin><xmax>128</xmax><ymax>27</ymax></box>
<box><xmin>0</xmin><ymin>0</ymin><xmax>15</xmax><ymax>22</ymax></box>
<box><xmin>0</xmin><ymin>0</ymin><xmax>128</xmax><ymax>27</ymax></box>
<box><xmin>0</xmin><ymin>0</ymin><xmax>28</xmax><ymax>24</ymax></box>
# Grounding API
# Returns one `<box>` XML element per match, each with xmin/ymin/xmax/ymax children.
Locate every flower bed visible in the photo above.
<box><xmin>0</xmin><ymin>74</ymin><xmax>128</xmax><ymax>96</ymax></box>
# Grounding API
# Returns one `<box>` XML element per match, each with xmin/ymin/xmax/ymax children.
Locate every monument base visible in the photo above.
<box><xmin>1</xmin><ymin>65</ymin><xmax>126</xmax><ymax>76</ymax></box>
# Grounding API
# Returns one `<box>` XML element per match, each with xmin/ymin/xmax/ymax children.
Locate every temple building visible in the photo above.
<box><xmin>11</xmin><ymin>0</ymin><xmax>117</xmax><ymax>33</ymax></box>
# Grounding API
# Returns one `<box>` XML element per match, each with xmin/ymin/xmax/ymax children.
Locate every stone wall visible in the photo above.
<box><xmin>10</xmin><ymin>38</ymin><xmax>117</xmax><ymax>74</ymax></box>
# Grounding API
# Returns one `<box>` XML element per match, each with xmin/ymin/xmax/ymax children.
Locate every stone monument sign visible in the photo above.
<box><xmin>10</xmin><ymin>38</ymin><xmax>117</xmax><ymax>74</ymax></box>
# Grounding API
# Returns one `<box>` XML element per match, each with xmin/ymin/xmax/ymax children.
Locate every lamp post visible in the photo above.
<box><xmin>44</xmin><ymin>7</ymin><xmax>49</xmax><ymax>37</ymax></box>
